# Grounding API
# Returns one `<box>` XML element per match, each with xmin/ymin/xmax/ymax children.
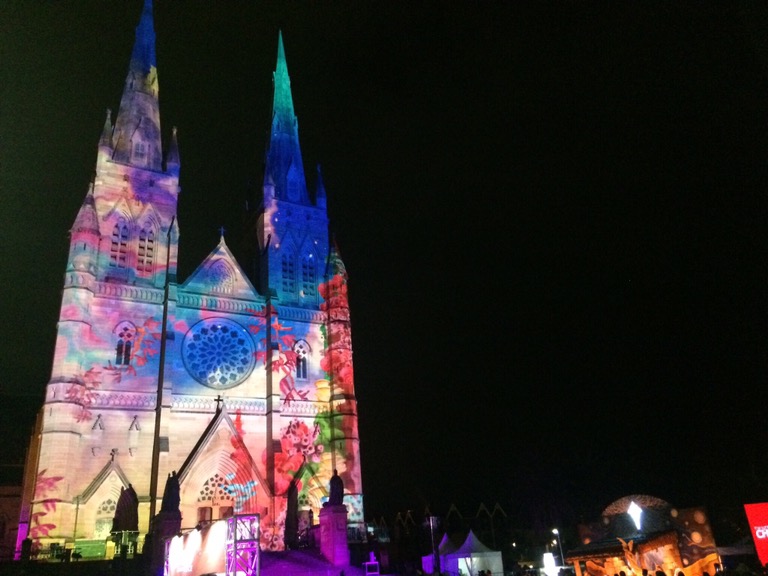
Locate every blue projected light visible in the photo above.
<box><xmin>182</xmin><ymin>318</ymin><xmax>256</xmax><ymax>389</ymax></box>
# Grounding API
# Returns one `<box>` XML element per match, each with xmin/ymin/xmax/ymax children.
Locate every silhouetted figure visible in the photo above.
<box><xmin>161</xmin><ymin>470</ymin><xmax>180</xmax><ymax>512</ymax></box>
<box><xmin>328</xmin><ymin>469</ymin><xmax>344</xmax><ymax>506</ymax></box>
<box><xmin>112</xmin><ymin>485</ymin><xmax>139</xmax><ymax>532</ymax></box>
<box><xmin>149</xmin><ymin>470</ymin><xmax>182</xmax><ymax>576</ymax></box>
<box><xmin>285</xmin><ymin>479</ymin><xmax>299</xmax><ymax>549</ymax></box>
<box><xmin>20</xmin><ymin>538</ymin><xmax>32</xmax><ymax>561</ymax></box>
<box><xmin>112</xmin><ymin>487</ymin><xmax>125</xmax><ymax>532</ymax></box>
<box><xmin>111</xmin><ymin>483</ymin><xmax>139</xmax><ymax>557</ymax></box>
<box><xmin>124</xmin><ymin>483</ymin><xmax>139</xmax><ymax>531</ymax></box>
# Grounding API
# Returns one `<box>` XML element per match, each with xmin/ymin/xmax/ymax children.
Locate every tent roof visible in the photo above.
<box><xmin>438</xmin><ymin>532</ymin><xmax>461</xmax><ymax>555</ymax></box>
<box><xmin>451</xmin><ymin>529</ymin><xmax>496</xmax><ymax>556</ymax></box>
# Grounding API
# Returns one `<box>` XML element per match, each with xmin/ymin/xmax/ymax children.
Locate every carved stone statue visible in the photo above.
<box><xmin>112</xmin><ymin>483</ymin><xmax>139</xmax><ymax>533</ymax></box>
<box><xmin>161</xmin><ymin>470</ymin><xmax>180</xmax><ymax>512</ymax></box>
<box><xmin>328</xmin><ymin>469</ymin><xmax>344</xmax><ymax>506</ymax></box>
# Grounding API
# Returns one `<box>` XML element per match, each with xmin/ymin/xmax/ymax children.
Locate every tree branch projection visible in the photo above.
<box><xmin>65</xmin><ymin>317</ymin><xmax>160</xmax><ymax>422</ymax></box>
<box><xmin>43</xmin><ymin>271</ymin><xmax>353</xmax><ymax>550</ymax></box>
<box><xmin>30</xmin><ymin>318</ymin><xmax>162</xmax><ymax>543</ymax></box>
<box><xmin>242</xmin><ymin>269</ymin><xmax>354</xmax><ymax>550</ymax></box>
<box><xmin>29</xmin><ymin>470</ymin><xmax>64</xmax><ymax>541</ymax></box>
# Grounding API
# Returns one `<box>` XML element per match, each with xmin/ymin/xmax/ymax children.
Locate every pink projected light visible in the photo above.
<box><xmin>166</xmin><ymin>520</ymin><xmax>232</xmax><ymax>576</ymax></box>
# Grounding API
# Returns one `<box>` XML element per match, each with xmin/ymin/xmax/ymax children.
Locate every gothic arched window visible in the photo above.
<box><xmin>94</xmin><ymin>495</ymin><xmax>118</xmax><ymax>540</ymax></box>
<box><xmin>281</xmin><ymin>252</ymin><xmax>295</xmax><ymax>294</ymax></box>
<box><xmin>294</xmin><ymin>339</ymin><xmax>310</xmax><ymax>380</ymax></box>
<box><xmin>110</xmin><ymin>222</ymin><xmax>130</xmax><ymax>268</ymax></box>
<box><xmin>301</xmin><ymin>253</ymin><xmax>316</xmax><ymax>297</ymax></box>
<box><xmin>137</xmin><ymin>226</ymin><xmax>155</xmax><ymax>274</ymax></box>
<box><xmin>114</xmin><ymin>321</ymin><xmax>136</xmax><ymax>366</ymax></box>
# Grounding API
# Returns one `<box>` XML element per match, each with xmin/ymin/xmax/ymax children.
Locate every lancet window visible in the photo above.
<box><xmin>281</xmin><ymin>252</ymin><xmax>295</xmax><ymax>294</ymax></box>
<box><xmin>114</xmin><ymin>321</ymin><xmax>136</xmax><ymax>366</ymax></box>
<box><xmin>109</xmin><ymin>222</ymin><xmax>130</xmax><ymax>268</ymax></box>
<box><xmin>301</xmin><ymin>254</ymin><xmax>316</xmax><ymax>297</ymax></box>
<box><xmin>294</xmin><ymin>339</ymin><xmax>310</xmax><ymax>380</ymax></box>
<box><xmin>133</xmin><ymin>141</ymin><xmax>146</xmax><ymax>160</ymax></box>
<box><xmin>137</xmin><ymin>226</ymin><xmax>155</xmax><ymax>274</ymax></box>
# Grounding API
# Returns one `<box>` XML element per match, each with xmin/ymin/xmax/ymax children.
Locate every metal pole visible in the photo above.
<box><xmin>429</xmin><ymin>516</ymin><xmax>441</xmax><ymax>575</ymax></box>
<box><xmin>261</xmin><ymin>234</ymin><xmax>276</xmax><ymax>524</ymax></box>
<box><xmin>552</xmin><ymin>529</ymin><xmax>564</xmax><ymax>567</ymax></box>
<box><xmin>73</xmin><ymin>496</ymin><xmax>80</xmax><ymax>543</ymax></box>
<box><xmin>149</xmin><ymin>216</ymin><xmax>175</xmax><ymax>525</ymax></box>
<box><xmin>325</xmin><ymin>252</ymin><xmax>337</xmax><ymax>473</ymax></box>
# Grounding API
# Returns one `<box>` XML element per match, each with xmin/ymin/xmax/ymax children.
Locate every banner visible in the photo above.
<box><xmin>744</xmin><ymin>503</ymin><xmax>768</xmax><ymax>567</ymax></box>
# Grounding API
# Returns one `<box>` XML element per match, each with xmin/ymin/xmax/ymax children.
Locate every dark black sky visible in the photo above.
<box><xmin>2</xmin><ymin>1</ymin><xmax>767</xmax><ymax>536</ymax></box>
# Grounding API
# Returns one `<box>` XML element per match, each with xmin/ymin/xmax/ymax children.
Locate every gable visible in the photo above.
<box><xmin>180</xmin><ymin>237</ymin><xmax>260</xmax><ymax>300</ymax></box>
<box><xmin>176</xmin><ymin>407</ymin><xmax>267</xmax><ymax>510</ymax></box>
<box><xmin>79</xmin><ymin>460</ymin><xmax>132</xmax><ymax>505</ymax></box>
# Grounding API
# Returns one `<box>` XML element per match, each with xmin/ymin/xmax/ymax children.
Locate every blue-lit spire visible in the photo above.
<box><xmin>131</xmin><ymin>0</ymin><xmax>157</xmax><ymax>75</ymax></box>
<box><xmin>264</xmin><ymin>31</ymin><xmax>309</xmax><ymax>204</ymax></box>
<box><xmin>110</xmin><ymin>0</ymin><xmax>163</xmax><ymax>171</ymax></box>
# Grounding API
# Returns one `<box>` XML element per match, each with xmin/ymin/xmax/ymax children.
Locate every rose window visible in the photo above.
<box><xmin>98</xmin><ymin>498</ymin><xmax>117</xmax><ymax>515</ymax></box>
<box><xmin>198</xmin><ymin>473</ymin><xmax>235</xmax><ymax>502</ymax></box>
<box><xmin>182</xmin><ymin>318</ymin><xmax>255</xmax><ymax>389</ymax></box>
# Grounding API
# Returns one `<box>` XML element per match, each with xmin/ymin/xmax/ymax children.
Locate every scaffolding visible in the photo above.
<box><xmin>226</xmin><ymin>514</ymin><xmax>260</xmax><ymax>576</ymax></box>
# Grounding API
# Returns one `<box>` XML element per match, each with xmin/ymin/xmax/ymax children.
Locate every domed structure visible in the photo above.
<box><xmin>567</xmin><ymin>496</ymin><xmax>720</xmax><ymax>576</ymax></box>
<box><xmin>602</xmin><ymin>495</ymin><xmax>670</xmax><ymax>517</ymax></box>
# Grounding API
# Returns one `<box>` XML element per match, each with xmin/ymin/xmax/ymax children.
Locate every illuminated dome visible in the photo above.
<box><xmin>602</xmin><ymin>494</ymin><xmax>670</xmax><ymax>517</ymax></box>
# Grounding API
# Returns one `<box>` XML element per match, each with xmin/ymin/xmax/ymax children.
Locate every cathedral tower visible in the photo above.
<box><xmin>18</xmin><ymin>0</ymin><xmax>363</xmax><ymax>558</ymax></box>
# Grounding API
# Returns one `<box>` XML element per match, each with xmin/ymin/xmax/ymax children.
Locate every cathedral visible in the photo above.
<box><xmin>17</xmin><ymin>0</ymin><xmax>363</xmax><ymax>557</ymax></box>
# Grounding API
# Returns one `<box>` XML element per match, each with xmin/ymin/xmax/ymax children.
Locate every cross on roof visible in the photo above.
<box><xmin>214</xmin><ymin>395</ymin><xmax>224</xmax><ymax>410</ymax></box>
<box><xmin>219</xmin><ymin>225</ymin><xmax>226</xmax><ymax>237</ymax></box>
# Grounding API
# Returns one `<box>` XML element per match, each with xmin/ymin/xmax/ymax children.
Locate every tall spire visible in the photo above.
<box><xmin>264</xmin><ymin>31</ymin><xmax>308</xmax><ymax>204</ymax></box>
<box><xmin>131</xmin><ymin>0</ymin><xmax>157</xmax><ymax>75</ymax></box>
<box><xmin>273</xmin><ymin>31</ymin><xmax>295</xmax><ymax>122</ymax></box>
<box><xmin>110</xmin><ymin>0</ymin><xmax>162</xmax><ymax>171</ymax></box>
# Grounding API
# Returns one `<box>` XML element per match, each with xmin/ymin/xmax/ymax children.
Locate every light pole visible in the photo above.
<box><xmin>428</xmin><ymin>515</ymin><xmax>441</xmax><ymax>575</ymax></box>
<box><xmin>552</xmin><ymin>528</ymin><xmax>564</xmax><ymax>567</ymax></box>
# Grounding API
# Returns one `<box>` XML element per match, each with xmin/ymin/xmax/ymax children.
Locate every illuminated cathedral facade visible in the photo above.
<box><xmin>18</xmin><ymin>0</ymin><xmax>362</xmax><ymax>556</ymax></box>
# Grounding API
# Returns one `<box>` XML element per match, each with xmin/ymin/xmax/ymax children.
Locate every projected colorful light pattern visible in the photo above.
<box><xmin>166</xmin><ymin>519</ymin><xmax>229</xmax><ymax>576</ymax></box>
<box><xmin>23</xmin><ymin>0</ymin><xmax>362</xmax><ymax>556</ymax></box>
<box><xmin>28</xmin><ymin>266</ymin><xmax>359</xmax><ymax>552</ymax></box>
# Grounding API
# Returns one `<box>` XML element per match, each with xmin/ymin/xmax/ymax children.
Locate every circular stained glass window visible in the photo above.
<box><xmin>182</xmin><ymin>318</ymin><xmax>256</xmax><ymax>389</ymax></box>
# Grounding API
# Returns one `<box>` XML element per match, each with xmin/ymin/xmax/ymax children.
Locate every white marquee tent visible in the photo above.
<box><xmin>422</xmin><ymin>529</ymin><xmax>504</xmax><ymax>576</ymax></box>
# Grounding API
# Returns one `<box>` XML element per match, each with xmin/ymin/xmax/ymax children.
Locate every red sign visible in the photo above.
<box><xmin>744</xmin><ymin>503</ymin><xmax>768</xmax><ymax>567</ymax></box>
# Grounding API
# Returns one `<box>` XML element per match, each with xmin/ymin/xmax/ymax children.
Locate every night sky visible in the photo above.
<box><xmin>2</xmin><ymin>1</ymin><xmax>767</xmax><ymax>539</ymax></box>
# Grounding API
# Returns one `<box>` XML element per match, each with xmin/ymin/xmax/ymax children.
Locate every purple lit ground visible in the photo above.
<box><xmin>166</xmin><ymin>518</ymin><xmax>370</xmax><ymax>576</ymax></box>
<box><xmin>260</xmin><ymin>550</ymin><xmax>368</xmax><ymax>576</ymax></box>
